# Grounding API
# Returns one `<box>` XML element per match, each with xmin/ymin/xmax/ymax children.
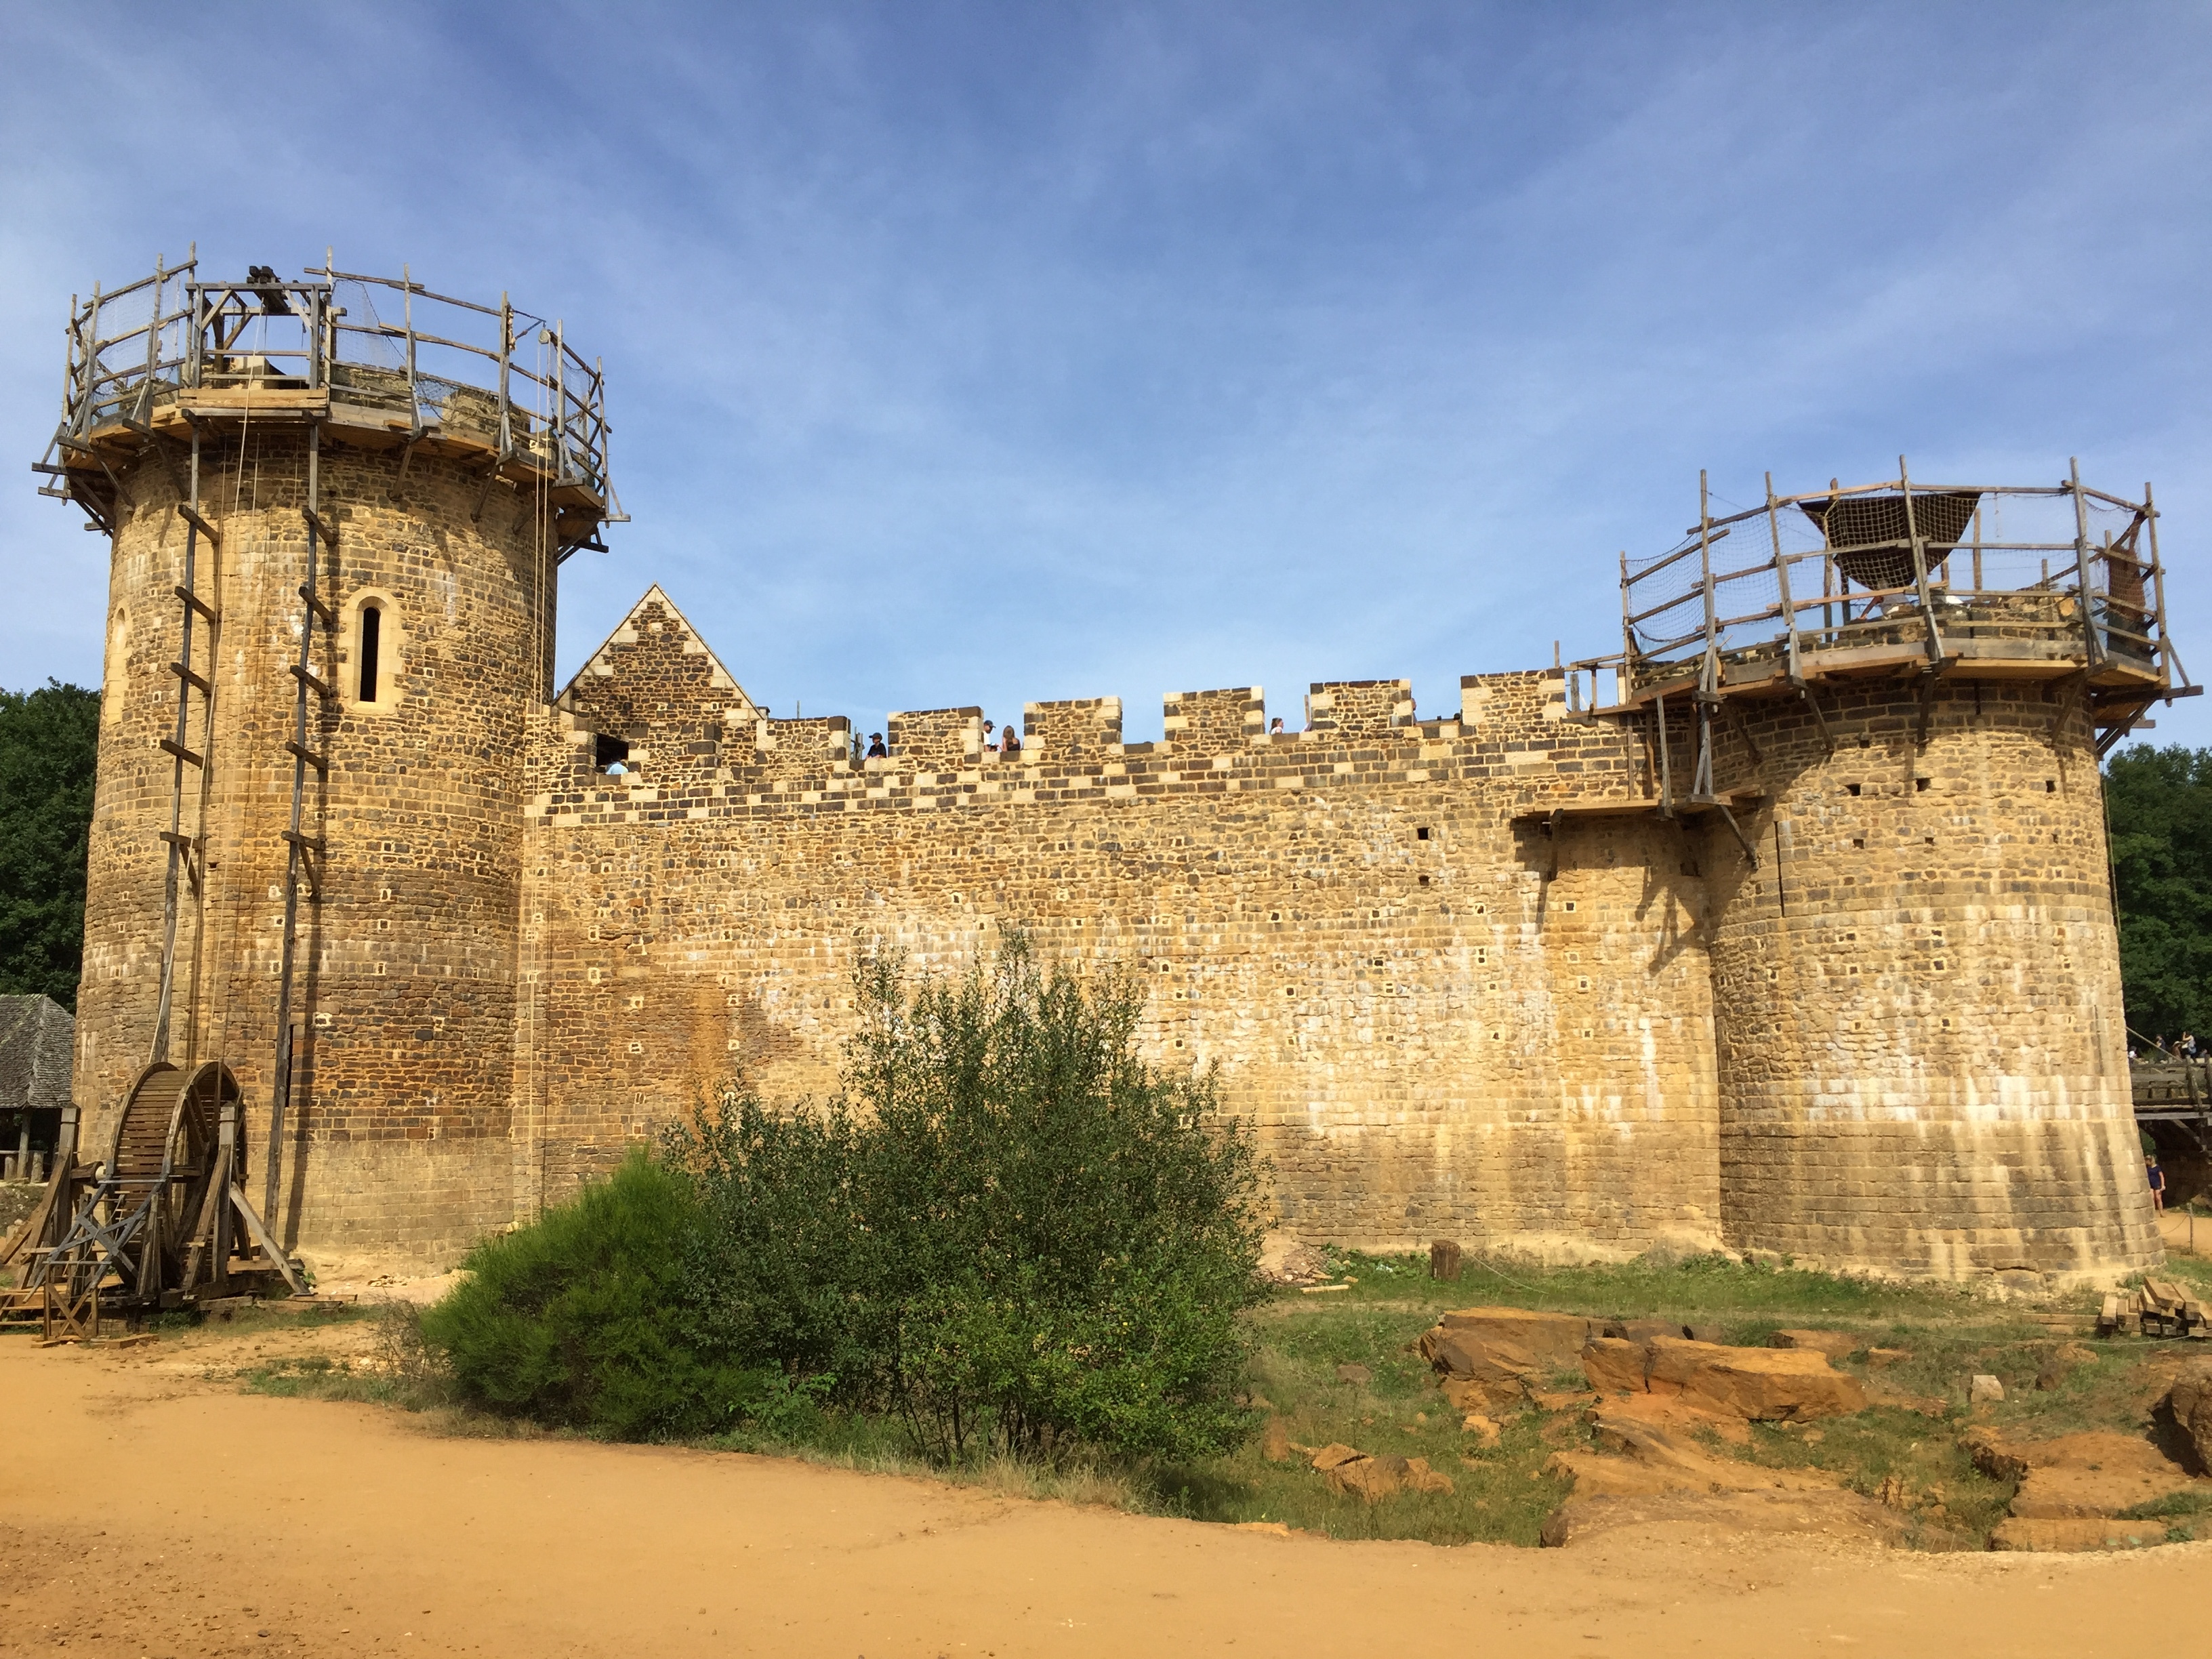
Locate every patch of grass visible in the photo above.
<box><xmin>2117</xmin><ymin>1486</ymin><xmax>2212</xmax><ymax>1520</ymax></box>
<box><xmin>1284</xmin><ymin>1247</ymin><xmax>1995</xmax><ymax>1333</ymax></box>
<box><xmin>216</xmin><ymin>1250</ymin><xmax>2207</xmax><ymax>1553</ymax></box>
<box><xmin>241</xmin><ymin>1355</ymin><xmax>369</xmax><ymax>1400</ymax></box>
<box><xmin>2154</xmin><ymin>1253</ymin><xmax>2212</xmax><ymax>1296</ymax></box>
<box><xmin>195</xmin><ymin>1297</ymin><xmax>373</xmax><ymax>1336</ymax></box>
<box><xmin>1742</xmin><ymin>1411</ymin><xmax>2011</xmax><ymax>1538</ymax></box>
<box><xmin>1159</xmin><ymin>1395</ymin><xmax>1572</xmax><ymax>1544</ymax></box>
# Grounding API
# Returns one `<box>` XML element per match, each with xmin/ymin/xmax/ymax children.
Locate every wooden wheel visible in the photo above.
<box><xmin>107</xmin><ymin>1061</ymin><xmax>180</xmax><ymax>1184</ymax></box>
<box><xmin>104</xmin><ymin>1060</ymin><xmax>243</xmax><ymax>1293</ymax></box>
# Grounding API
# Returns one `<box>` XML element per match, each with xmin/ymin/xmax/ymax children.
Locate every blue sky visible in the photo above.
<box><xmin>3</xmin><ymin>2</ymin><xmax>2207</xmax><ymax>748</ymax></box>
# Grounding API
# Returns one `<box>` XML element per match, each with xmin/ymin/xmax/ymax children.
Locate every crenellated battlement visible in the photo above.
<box><xmin>533</xmin><ymin>590</ymin><xmax>1641</xmax><ymax>833</ymax></box>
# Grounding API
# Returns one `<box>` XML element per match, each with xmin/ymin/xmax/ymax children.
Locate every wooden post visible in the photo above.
<box><xmin>1692</xmin><ymin>472</ymin><xmax>1719</xmax><ymax>801</ymax></box>
<box><xmin>211</xmin><ymin>1097</ymin><xmax>237</xmax><ymax>1296</ymax></box>
<box><xmin>1765</xmin><ymin>471</ymin><xmax>1801</xmax><ymax>680</ymax></box>
<box><xmin>2145</xmin><ymin>481</ymin><xmax>2172</xmax><ymax>690</ymax></box>
<box><xmin>402</xmin><ymin>262</ymin><xmax>418</xmax><ymax>431</ymax></box>
<box><xmin>497</xmin><ymin>291</ymin><xmax>513</xmax><ymax>457</ymax></box>
<box><xmin>1429</xmin><ymin>1240</ymin><xmax>1462</xmax><ymax>1282</ymax></box>
<box><xmin>1898</xmin><ymin>456</ymin><xmax>1944</xmax><ymax>665</ymax></box>
<box><xmin>1618</xmin><ymin>550</ymin><xmax>1635</xmax><ymax>695</ymax></box>
<box><xmin>2068</xmin><ymin>457</ymin><xmax>2102</xmax><ymax>667</ymax></box>
<box><xmin>138</xmin><ymin>256</ymin><xmax>165</xmax><ymax>423</ymax></box>
<box><xmin>553</xmin><ymin>321</ymin><xmax>569</xmax><ymax>485</ymax></box>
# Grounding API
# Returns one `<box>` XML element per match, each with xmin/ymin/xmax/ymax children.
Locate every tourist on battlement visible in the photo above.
<box><xmin>1001</xmin><ymin>722</ymin><xmax>1021</xmax><ymax>756</ymax></box>
<box><xmin>867</xmin><ymin>732</ymin><xmax>887</xmax><ymax>759</ymax></box>
<box><xmin>1270</xmin><ymin>716</ymin><xmax>1286</xmax><ymax>735</ymax></box>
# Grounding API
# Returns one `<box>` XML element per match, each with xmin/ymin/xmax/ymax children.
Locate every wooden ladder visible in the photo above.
<box><xmin>148</xmin><ymin>438</ymin><xmax>222</xmax><ymax>1067</ymax></box>
<box><xmin>266</xmin><ymin>423</ymin><xmax>337</xmax><ymax>1222</ymax></box>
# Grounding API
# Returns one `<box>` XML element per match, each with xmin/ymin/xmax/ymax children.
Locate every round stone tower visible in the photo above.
<box><xmin>1701</xmin><ymin>680</ymin><xmax>2157</xmax><ymax>1276</ymax></box>
<box><xmin>1620</xmin><ymin>467</ymin><xmax>2174</xmax><ymax>1277</ymax></box>
<box><xmin>48</xmin><ymin>256</ymin><xmax>617</xmax><ymax>1261</ymax></box>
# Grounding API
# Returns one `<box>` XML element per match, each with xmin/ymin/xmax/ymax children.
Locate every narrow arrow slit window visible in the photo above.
<box><xmin>358</xmin><ymin>603</ymin><xmax>383</xmax><ymax>702</ymax></box>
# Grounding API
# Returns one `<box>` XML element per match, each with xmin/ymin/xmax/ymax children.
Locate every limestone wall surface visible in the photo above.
<box><xmin>78</xmin><ymin>436</ymin><xmax>550</xmax><ymax>1260</ymax></box>
<box><xmin>74</xmin><ymin>506</ymin><xmax>2165</xmax><ymax>1277</ymax></box>
<box><xmin>519</xmin><ymin>592</ymin><xmax>1723</xmax><ymax>1255</ymax></box>
<box><xmin>1695</xmin><ymin>679</ymin><xmax>2160</xmax><ymax>1275</ymax></box>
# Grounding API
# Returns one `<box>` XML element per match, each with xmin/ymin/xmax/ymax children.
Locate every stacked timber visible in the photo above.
<box><xmin>2098</xmin><ymin>1277</ymin><xmax>2212</xmax><ymax>1338</ymax></box>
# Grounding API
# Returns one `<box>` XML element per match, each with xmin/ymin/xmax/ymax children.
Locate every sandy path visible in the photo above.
<box><xmin>3</xmin><ymin>1339</ymin><xmax>2209</xmax><ymax>1658</ymax></box>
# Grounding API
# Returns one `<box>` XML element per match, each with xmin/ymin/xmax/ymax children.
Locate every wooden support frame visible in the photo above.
<box><xmin>1610</xmin><ymin>465</ymin><xmax>2187</xmax><ymax>756</ymax></box>
<box><xmin>41</xmin><ymin>1283</ymin><xmax>98</xmax><ymax>1344</ymax></box>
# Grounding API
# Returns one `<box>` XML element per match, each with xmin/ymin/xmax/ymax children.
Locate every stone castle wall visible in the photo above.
<box><xmin>1692</xmin><ymin>680</ymin><xmax>2158</xmax><ymax>1275</ymax></box>
<box><xmin>78</xmin><ymin>436</ymin><xmax>552</xmax><ymax>1257</ymax></box>
<box><xmin>518</xmin><ymin>591</ymin><xmax>1725</xmax><ymax>1255</ymax></box>
<box><xmin>75</xmin><ymin>456</ymin><xmax>2164</xmax><ymax>1275</ymax></box>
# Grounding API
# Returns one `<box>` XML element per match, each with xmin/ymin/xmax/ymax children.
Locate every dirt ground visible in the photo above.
<box><xmin>5</xmin><ymin>1324</ymin><xmax>2212</xmax><ymax>1658</ymax></box>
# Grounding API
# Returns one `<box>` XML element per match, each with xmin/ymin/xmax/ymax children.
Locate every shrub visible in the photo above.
<box><xmin>668</xmin><ymin>1088</ymin><xmax>878</xmax><ymax>1389</ymax></box>
<box><xmin>676</xmin><ymin>933</ymin><xmax>1267</xmax><ymax>1463</ymax></box>
<box><xmin>420</xmin><ymin>1152</ymin><xmax>761</xmax><ymax>1439</ymax></box>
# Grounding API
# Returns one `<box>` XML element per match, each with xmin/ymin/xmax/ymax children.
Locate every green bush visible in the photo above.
<box><xmin>670</xmin><ymin>1088</ymin><xmax>878</xmax><ymax>1389</ymax></box>
<box><xmin>674</xmin><ymin>934</ymin><xmax>1267</xmax><ymax>1464</ymax></box>
<box><xmin>430</xmin><ymin>937</ymin><xmax>1266</xmax><ymax>1464</ymax></box>
<box><xmin>420</xmin><ymin>1152</ymin><xmax>762</xmax><ymax>1439</ymax></box>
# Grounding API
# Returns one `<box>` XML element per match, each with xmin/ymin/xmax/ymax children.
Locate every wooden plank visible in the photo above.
<box><xmin>284</xmin><ymin>741</ymin><xmax>328</xmax><ymax>773</ymax></box>
<box><xmin>1509</xmin><ymin>798</ymin><xmax>1664</xmax><ymax>821</ymax></box>
<box><xmin>226</xmin><ymin>1189</ymin><xmax>308</xmax><ymax>1296</ymax></box>
<box><xmin>287</xmin><ymin>663</ymin><xmax>335</xmax><ymax>700</ymax></box>
<box><xmin>178</xmin><ymin>388</ymin><xmax>329</xmax><ymax>413</ymax></box>
<box><xmin>158</xmin><ymin>737</ymin><xmax>203</xmax><ymax>767</ymax></box>
<box><xmin>173</xmin><ymin>583</ymin><xmax>218</xmax><ymax>622</ymax></box>
<box><xmin>175</xmin><ymin>504</ymin><xmax>221</xmax><ymax>544</ymax></box>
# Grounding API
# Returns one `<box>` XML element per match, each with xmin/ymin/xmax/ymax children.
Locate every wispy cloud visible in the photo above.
<box><xmin>3</xmin><ymin>1</ymin><xmax>2205</xmax><ymax>744</ymax></box>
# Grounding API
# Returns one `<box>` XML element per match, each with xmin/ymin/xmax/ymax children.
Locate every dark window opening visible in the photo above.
<box><xmin>1914</xmin><ymin>777</ymin><xmax>1931</xmax><ymax>792</ymax></box>
<box><xmin>1416</xmin><ymin>825</ymin><xmax>1431</xmax><ymax>840</ymax></box>
<box><xmin>358</xmin><ymin>605</ymin><xmax>382</xmax><ymax>702</ymax></box>
<box><xmin>1845</xmin><ymin>782</ymin><xmax>1861</xmax><ymax>797</ymax></box>
<box><xmin>594</xmin><ymin>733</ymin><xmax>632</xmax><ymax>775</ymax></box>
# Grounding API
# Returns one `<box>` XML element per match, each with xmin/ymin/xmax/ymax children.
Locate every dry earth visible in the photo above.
<box><xmin>5</xmin><ymin>1322</ymin><xmax>2212</xmax><ymax>1659</ymax></box>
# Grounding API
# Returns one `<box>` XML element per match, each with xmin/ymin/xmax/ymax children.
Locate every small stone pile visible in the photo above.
<box><xmin>1258</xmin><ymin>1233</ymin><xmax>1334</xmax><ymax>1287</ymax></box>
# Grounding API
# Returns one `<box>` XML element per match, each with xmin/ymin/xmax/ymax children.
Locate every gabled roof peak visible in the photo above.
<box><xmin>556</xmin><ymin>584</ymin><xmax>758</xmax><ymax>713</ymax></box>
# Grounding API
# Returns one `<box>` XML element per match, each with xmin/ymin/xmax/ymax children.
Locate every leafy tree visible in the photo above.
<box><xmin>0</xmin><ymin>681</ymin><xmax>100</xmax><ymax>1008</ymax></box>
<box><xmin>2105</xmin><ymin>743</ymin><xmax>2212</xmax><ymax>1042</ymax></box>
